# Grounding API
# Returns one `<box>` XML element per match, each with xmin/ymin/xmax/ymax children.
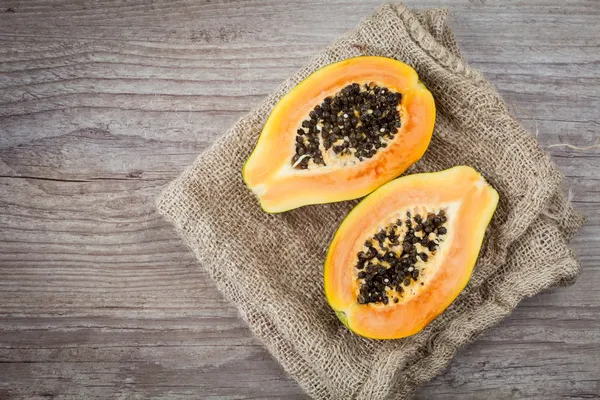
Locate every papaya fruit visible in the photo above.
<box><xmin>242</xmin><ymin>56</ymin><xmax>436</xmax><ymax>213</ymax></box>
<box><xmin>324</xmin><ymin>166</ymin><xmax>499</xmax><ymax>339</ymax></box>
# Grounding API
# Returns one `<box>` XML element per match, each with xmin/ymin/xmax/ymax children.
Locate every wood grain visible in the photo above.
<box><xmin>0</xmin><ymin>0</ymin><xmax>598</xmax><ymax>398</ymax></box>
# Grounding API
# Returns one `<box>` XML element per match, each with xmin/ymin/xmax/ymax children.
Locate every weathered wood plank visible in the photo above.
<box><xmin>0</xmin><ymin>0</ymin><xmax>598</xmax><ymax>399</ymax></box>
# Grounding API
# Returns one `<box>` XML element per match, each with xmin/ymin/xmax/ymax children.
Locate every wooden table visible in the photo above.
<box><xmin>1</xmin><ymin>1</ymin><xmax>598</xmax><ymax>398</ymax></box>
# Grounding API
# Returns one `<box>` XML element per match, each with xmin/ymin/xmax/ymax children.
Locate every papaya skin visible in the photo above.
<box><xmin>242</xmin><ymin>56</ymin><xmax>436</xmax><ymax>213</ymax></box>
<box><xmin>324</xmin><ymin>166</ymin><xmax>499</xmax><ymax>340</ymax></box>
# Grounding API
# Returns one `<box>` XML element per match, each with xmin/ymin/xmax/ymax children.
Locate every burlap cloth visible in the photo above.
<box><xmin>157</xmin><ymin>4</ymin><xmax>585</xmax><ymax>399</ymax></box>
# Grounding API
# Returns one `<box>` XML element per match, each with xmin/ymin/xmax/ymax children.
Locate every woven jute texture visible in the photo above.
<box><xmin>157</xmin><ymin>4</ymin><xmax>585</xmax><ymax>399</ymax></box>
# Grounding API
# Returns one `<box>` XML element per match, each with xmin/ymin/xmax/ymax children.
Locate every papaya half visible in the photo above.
<box><xmin>242</xmin><ymin>56</ymin><xmax>436</xmax><ymax>213</ymax></box>
<box><xmin>324</xmin><ymin>166</ymin><xmax>499</xmax><ymax>339</ymax></box>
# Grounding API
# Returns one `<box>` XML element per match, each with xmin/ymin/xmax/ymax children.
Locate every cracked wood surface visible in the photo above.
<box><xmin>0</xmin><ymin>0</ymin><xmax>599</xmax><ymax>399</ymax></box>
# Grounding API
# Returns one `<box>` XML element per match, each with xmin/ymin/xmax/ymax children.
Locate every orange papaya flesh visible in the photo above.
<box><xmin>324</xmin><ymin>166</ymin><xmax>499</xmax><ymax>339</ymax></box>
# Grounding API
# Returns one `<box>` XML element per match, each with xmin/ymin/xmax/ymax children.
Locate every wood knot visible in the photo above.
<box><xmin>126</xmin><ymin>171</ymin><xmax>143</xmax><ymax>179</ymax></box>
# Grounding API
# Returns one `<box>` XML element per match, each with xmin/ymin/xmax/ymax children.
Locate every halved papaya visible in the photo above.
<box><xmin>242</xmin><ymin>56</ymin><xmax>436</xmax><ymax>213</ymax></box>
<box><xmin>324</xmin><ymin>166</ymin><xmax>499</xmax><ymax>339</ymax></box>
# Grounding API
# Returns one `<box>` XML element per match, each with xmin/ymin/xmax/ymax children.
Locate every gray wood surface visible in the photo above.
<box><xmin>0</xmin><ymin>0</ymin><xmax>598</xmax><ymax>398</ymax></box>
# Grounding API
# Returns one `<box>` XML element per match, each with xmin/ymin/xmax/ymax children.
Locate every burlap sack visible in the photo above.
<box><xmin>157</xmin><ymin>4</ymin><xmax>585</xmax><ymax>399</ymax></box>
